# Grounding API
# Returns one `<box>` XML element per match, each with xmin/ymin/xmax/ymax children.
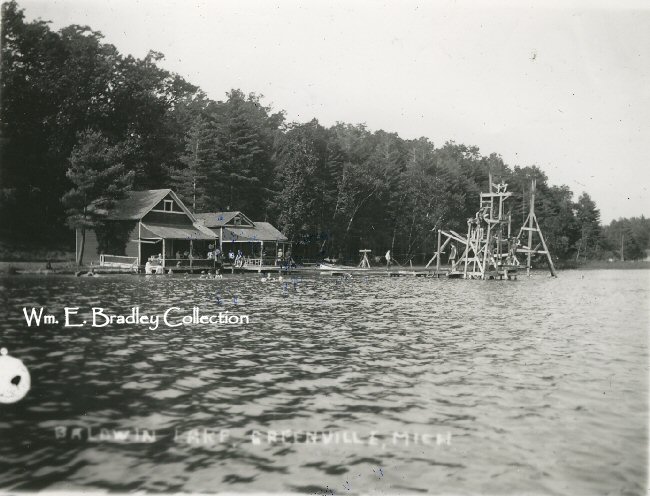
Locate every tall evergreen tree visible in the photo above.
<box><xmin>274</xmin><ymin>124</ymin><xmax>319</xmax><ymax>241</ymax></box>
<box><xmin>172</xmin><ymin>116</ymin><xmax>214</xmax><ymax>212</ymax></box>
<box><xmin>62</xmin><ymin>130</ymin><xmax>134</xmax><ymax>265</ymax></box>
<box><xmin>210</xmin><ymin>90</ymin><xmax>284</xmax><ymax>217</ymax></box>
<box><xmin>574</xmin><ymin>192</ymin><xmax>602</xmax><ymax>261</ymax></box>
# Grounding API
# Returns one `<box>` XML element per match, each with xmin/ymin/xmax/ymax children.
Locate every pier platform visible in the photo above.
<box><xmin>388</xmin><ymin>270</ymin><xmax>449</xmax><ymax>278</ymax></box>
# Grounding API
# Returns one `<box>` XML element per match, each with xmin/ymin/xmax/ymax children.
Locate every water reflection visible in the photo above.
<box><xmin>0</xmin><ymin>270</ymin><xmax>647</xmax><ymax>494</ymax></box>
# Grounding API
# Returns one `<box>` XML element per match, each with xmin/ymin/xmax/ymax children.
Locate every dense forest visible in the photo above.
<box><xmin>1</xmin><ymin>1</ymin><xmax>648</xmax><ymax>264</ymax></box>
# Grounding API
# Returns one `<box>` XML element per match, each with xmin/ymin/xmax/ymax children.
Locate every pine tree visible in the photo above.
<box><xmin>62</xmin><ymin>130</ymin><xmax>134</xmax><ymax>265</ymax></box>
<box><xmin>574</xmin><ymin>192</ymin><xmax>601</xmax><ymax>261</ymax></box>
<box><xmin>211</xmin><ymin>90</ymin><xmax>283</xmax><ymax>217</ymax></box>
<box><xmin>274</xmin><ymin>125</ymin><xmax>319</xmax><ymax>240</ymax></box>
<box><xmin>172</xmin><ymin>117</ymin><xmax>214</xmax><ymax>212</ymax></box>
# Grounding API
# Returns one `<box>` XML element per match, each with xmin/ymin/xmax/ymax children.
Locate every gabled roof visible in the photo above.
<box><xmin>221</xmin><ymin>222</ymin><xmax>288</xmax><ymax>242</ymax></box>
<box><xmin>194</xmin><ymin>211</ymin><xmax>255</xmax><ymax>228</ymax></box>
<box><xmin>140</xmin><ymin>223</ymin><xmax>215</xmax><ymax>240</ymax></box>
<box><xmin>104</xmin><ymin>189</ymin><xmax>195</xmax><ymax>221</ymax></box>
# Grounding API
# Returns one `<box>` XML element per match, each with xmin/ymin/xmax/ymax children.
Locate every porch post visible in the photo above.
<box><xmin>436</xmin><ymin>229</ymin><xmax>441</xmax><ymax>274</ymax></box>
<box><xmin>138</xmin><ymin>222</ymin><xmax>142</xmax><ymax>265</ymax></box>
<box><xmin>189</xmin><ymin>239</ymin><xmax>193</xmax><ymax>268</ymax></box>
<box><xmin>162</xmin><ymin>238</ymin><xmax>166</xmax><ymax>268</ymax></box>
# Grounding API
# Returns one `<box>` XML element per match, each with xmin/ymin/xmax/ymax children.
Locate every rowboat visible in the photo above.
<box><xmin>317</xmin><ymin>262</ymin><xmax>370</xmax><ymax>272</ymax></box>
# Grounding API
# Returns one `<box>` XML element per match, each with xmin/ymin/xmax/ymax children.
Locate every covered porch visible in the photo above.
<box><xmin>219</xmin><ymin>222</ymin><xmax>291</xmax><ymax>269</ymax></box>
<box><xmin>139</xmin><ymin>223</ymin><xmax>218</xmax><ymax>271</ymax></box>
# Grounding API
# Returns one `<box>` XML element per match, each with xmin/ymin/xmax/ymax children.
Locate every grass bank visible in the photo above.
<box><xmin>0</xmin><ymin>260</ymin><xmax>82</xmax><ymax>274</ymax></box>
<box><xmin>0</xmin><ymin>241</ymin><xmax>79</xmax><ymax>273</ymax></box>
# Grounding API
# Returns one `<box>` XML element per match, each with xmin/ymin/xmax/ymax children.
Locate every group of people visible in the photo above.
<box><xmin>175</xmin><ymin>249</ymin><xmax>203</xmax><ymax>260</ymax></box>
<box><xmin>148</xmin><ymin>254</ymin><xmax>163</xmax><ymax>265</ymax></box>
<box><xmin>230</xmin><ymin>249</ymin><xmax>244</xmax><ymax>267</ymax></box>
<box><xmin>164</xmin><ymin>243</ymin><xmax>294</xmax><ymax>268</ymax></box>
<box><xmin>206</xmin><ymin>245</ymin><xmax>222</xmax><ymax>261</ymax></box>
<box><xmin>172</xmin><ymin>244</ymin><xmax>226</xmax><ymax>261</ymax></box>
<box><xmin>145</xmin><ymin>256</ymin><xmax>165</xmax><ymax>274</ymax></box>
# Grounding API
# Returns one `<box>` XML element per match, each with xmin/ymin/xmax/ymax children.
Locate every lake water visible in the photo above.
<box><xmin>0</xmin><ymin>270</ymin><xmax>647</xmax><ymax>495</ymax></box>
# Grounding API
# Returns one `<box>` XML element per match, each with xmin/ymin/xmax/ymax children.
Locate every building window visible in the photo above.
<box><xmin>164</xmin><ymin>200</ymin><xmax>174</xmax><ymax>212</ymax></box>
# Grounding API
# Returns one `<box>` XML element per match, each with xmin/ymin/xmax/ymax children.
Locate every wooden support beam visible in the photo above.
<box><xmin>445</xmin><ymin>230</ymin><xmax>468</xmax><ymax>244</ymax></box>
<box><xmin>534</xmin><ymin>214</ymin><xmax>557</xmax><ymax>277</ymax></box>
<box><xmin>526</xmin><ymin>179</ymin><xmax>536</xmax><ymax>276</ymax></box>
<box><xmin>507</xmin><ymin>212</ymin><xmax>512</xmax><ymax>238</ymax></box>
<box><xmin>138</xmin><ymin>222</ymin><xmax>142</xmax><ymax>265</ymax></box>
<box><xmin>517</xmin><ymin>249</ymin><xmax>548</xmax><ymax>254</ymax></box>
<box><xmin>480</xmin><ymin>192</ymin><xmax>513</xmax><ymax>198</ymax></box>
<box><xmin>463</xmin><ymin>223</ymin><xmax>471</xmax><ymax>279</ymax></box>
<box><xmin>481</xmin><ymin>221</ymin><xmax>492</xmax><ymax>279</ymax></box>
<box><xmin>425</xmin><ymin>235</ymin><xmax>451</xmax><ymax>268</ymax></box>
<box><xmin>436</xmin><ymin>229</ymin><xmax>441</xmax><ymax>272</ymax></box>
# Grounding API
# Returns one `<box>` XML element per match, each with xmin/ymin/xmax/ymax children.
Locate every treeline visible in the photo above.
<box><xmin>602</xmin><ymin>217</ymin><xmax>650</xmax><ymax>262</ymax></box>
<box><xmin>1</xmin><ymin>1</ymin><xmax>647</xmax><ymax>263</ymax></box>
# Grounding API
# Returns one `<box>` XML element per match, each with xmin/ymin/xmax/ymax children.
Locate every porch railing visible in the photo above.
<box><xmin>164</xmin><ymin>258</ymin><xmax>216</xmax><ymax>268</ymax></box>
<box><xmin>241</xmin><ymin>257</ymin><xmax>291</xmax><ymax>267</ymax></box>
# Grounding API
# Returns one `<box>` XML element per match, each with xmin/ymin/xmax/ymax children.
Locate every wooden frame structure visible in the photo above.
<box><xmin>358</xmin><ymin>249</ymin><xmax>372</xmax><ymax>268</ymax></box>
<box><xmin>516</xmin><ymin>178</ymin><xmax>557</xmax><ymax>277</ymax></box>
<box><xmin>426</xmin><ymin>175</ymin><xmax>556</xmax><ymax>279</ymax></box>
<box><xmin>77</xmin><ymin>189</ymin><xmax>217</xmax><ymax>272</ymax></box>
<box><xmin>194</xmin><ymin>212</ymin><xmax>290</xmax><ymax>270</ymax></box>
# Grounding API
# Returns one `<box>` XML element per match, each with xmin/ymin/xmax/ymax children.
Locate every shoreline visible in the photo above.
<box><xmin>1</xmin><ymin>259</ymin><xmax>648</xmax><ymax>275</ymax></box>
<box><xmin>574</xmin><ymin>260</ymin><xmax>650</xmax><ymax>270</ymax></box>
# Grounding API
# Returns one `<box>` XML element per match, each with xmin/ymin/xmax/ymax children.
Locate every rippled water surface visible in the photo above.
<box><xmin>0</xmin><ymin>270</ymin><xmax>647</xmax><ymax>495</ymax></box>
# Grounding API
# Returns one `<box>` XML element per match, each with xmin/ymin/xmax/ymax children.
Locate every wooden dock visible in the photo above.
<box><xmin>388</xmin><ymin>270</ymin><xmax>449</xmax><ymax>278</ymax></box>
<box><xmin>235</xmin><ymin>264</ymin><xmax>294</xmax><ymax>274</ymax></box>
<box><xmin>386</xmin><ymin>268</ymin><xmax>517</xmax><ymax>280</ymax></box>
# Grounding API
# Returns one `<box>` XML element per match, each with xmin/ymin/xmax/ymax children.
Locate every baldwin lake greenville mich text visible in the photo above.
<box><xmin>22</xmin><ymin>307</ymin><xmax>250</xmax><ymax>330</ymax></box>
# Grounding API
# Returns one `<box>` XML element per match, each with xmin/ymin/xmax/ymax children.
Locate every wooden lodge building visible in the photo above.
<box><xmin>194</xmin><ymin>211</ymin><xmax>289</xmax><ymax>268</ymax></box>
<box><xmin>76</xmin><ymin>189</ymin><xmax>216</xmax><ymax>271</ymax></box>
<box><xmin>76</xmin><ymin>189</ymin><xmax>289</xmax><ymax>272</ymax></box>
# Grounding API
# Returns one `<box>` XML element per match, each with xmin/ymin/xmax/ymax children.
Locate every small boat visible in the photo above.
<box><xmin>317</xmin><ymin>262</ymin><xmax>369</xmax><ymax>272</ymax></box>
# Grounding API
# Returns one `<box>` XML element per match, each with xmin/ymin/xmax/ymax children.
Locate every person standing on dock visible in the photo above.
<box><xmin>449</xmin><ymin>244</ymin><xmax>457</xmax><ymax>271</ymax></box>
<box><xmin>385</xmin><ymin>250</ymin><xmax>391</xmax><ymax>270</ymax></box>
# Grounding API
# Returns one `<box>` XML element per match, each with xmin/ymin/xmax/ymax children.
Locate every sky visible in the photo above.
<box><xmin>18</xmin><ymin>0</ymin><xmax>650</xmax><ymax>223</ymax></box>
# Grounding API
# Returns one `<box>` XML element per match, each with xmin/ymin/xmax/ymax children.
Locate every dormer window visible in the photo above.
<box><xmin>233</xmin><ymin>215</ymin><xmax>241</xmax><ymax>226</ymax></box>
<box><xmin>164</xmin><ymin>200</ymin><xmax>174</xmax><ymax>212</ymax></box>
